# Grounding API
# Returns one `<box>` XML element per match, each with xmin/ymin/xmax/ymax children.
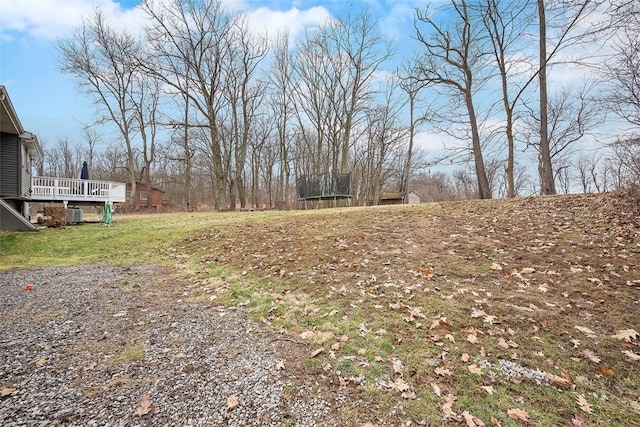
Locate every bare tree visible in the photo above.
<box><xmin>141</xmin><ymin>0</ymin><xmax>234</xmax><ymax>210</ymax></box>
<box><xmin>523</xmin><ymin>84</ymin><xmax>603</xmax><ymax>188</ymax></box>
<box><xmin>415</xmin><ymin>0</ymin><xmax>492</xmax><ymax>199</ymax></box>
<box><xmin>604</xmin><ymin>6</ymin><xmax>640</xmax><ymax>132</ymax></box>
<box><xmin>222</xmin><ymin>17</ymin><xmax>268</xmax><ymax>210</ymax></box>
<box><xmin>292</xmin><ymin>10</ymin><xmax>392</xmax><ymax>180</ymax></box>
<box><xmin>59</xmin><ymin>9</ymin><xmax>142</xmax><ymax>207</ymax></box>
<box><xmin>479</xmin><ymin>0</ymin><xmax>534</xmax><ymax>197</ymax></box>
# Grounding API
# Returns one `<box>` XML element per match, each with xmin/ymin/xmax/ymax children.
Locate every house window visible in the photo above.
<box><xmin>126</xmin><ymin>191</ymin><xmax>132</xmax><ymax>200</ymax></box>
<box><xmin>140</xmin><ymin>191</ymin><xmax>148</xmax><ymax>201</ymax></box>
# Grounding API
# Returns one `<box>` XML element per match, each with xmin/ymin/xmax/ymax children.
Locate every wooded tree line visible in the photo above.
<box><xmin>45</xmin><ymin>0</ymin><xmax>640</xmax><ymax>210</ymax></box>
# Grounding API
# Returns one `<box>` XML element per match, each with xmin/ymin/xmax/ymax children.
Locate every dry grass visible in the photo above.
<box><xmin>179</xmin><ymin>191</ymin><xmax>640</xmax><ymax>426</ymax></box>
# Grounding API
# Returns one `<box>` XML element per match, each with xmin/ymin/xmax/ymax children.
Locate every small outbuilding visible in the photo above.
<box><xmin>124</xmin><ymin>182</ymin><xmax>164</xmax><ymax>210</ymax></box>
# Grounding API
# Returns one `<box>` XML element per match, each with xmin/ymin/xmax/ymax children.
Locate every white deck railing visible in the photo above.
<box><xmin>31</xmin><ymin>177</ymin><xmax>126</xmax><ymax>203</ymax></box>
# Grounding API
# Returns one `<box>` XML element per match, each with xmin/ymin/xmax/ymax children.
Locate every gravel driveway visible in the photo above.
<box><xmin>0</xmin><ymin>264</ymin><xmax>335</xmax><ymax>426</ymax></box>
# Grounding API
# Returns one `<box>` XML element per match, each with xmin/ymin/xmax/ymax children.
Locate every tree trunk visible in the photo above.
<box><xmin>538</xmin><ymin>0</ymin><xmax>556</xmax><ymax>195</ymax></box>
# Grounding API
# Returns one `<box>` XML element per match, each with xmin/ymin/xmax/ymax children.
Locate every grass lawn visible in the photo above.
<box><xmin>1</xmin><ymin>191</ymin><xmax>639</xmax><ymax>425</ymax></box>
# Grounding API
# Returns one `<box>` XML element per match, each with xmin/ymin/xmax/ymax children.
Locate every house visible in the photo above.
<box><xmin>123</xmin><ymin>182</ymin><xmax>164</xmax><ymax>210</ymax></box>
<box><xmin>1</xmin><ymin>85</ymin><xmax>126</xmax><ymax>231</ymax></box>
<box><xmin>0</xmin><ymin>85</ymin><xmax>42</xmax><ymax>231</ymax></box>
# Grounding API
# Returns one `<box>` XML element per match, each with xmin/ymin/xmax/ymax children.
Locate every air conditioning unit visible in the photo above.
<box><xmin>66</xmin><ymin>208</ymin><xmax>83</xmax><ymax>224</ymax></box>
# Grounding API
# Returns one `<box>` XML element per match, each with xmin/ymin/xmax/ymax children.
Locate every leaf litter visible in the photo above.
<box><xmin>181</xmin><ymin>189</ymin><xmax>640</xmax><ymax>425</ymax></box>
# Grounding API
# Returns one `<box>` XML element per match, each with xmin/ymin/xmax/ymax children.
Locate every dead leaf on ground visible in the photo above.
<box><xmin>468</xmin><ymin>364</ymin><xmax>483</xmax><ymax>375</ymax></box>
<box><xmin>310</xmin><ymin>348</ymin><xmax>325</xmax><ymax>357</ymax></box>
<box><xmin>576</xmin><ymin>394</ymin><xmax>593</xmax><ymax>414</ymax></box>
<box><xmin>612</xmin><ymin>329</ymin><xmax>638</xmax><ymax>342</ymax></box>
<box><xmin>507</xmin><ymin>408</ymin><xmax>529</xmax><ymax>421</ymax></box>
<box><xmin>575</xmin><ymin>326</ymin><xmax>597</xmax><ymax>338</ymax></box>
<box><xmin>134</xmin><ymin>393</ymin><xmax>152</xmax><ymax>416</ymax></box>
<box><xmin>35</xmin><ymin>357</ymin><xmax>47</xmax><ymax>367</ymax></box>
<box><xmin>430</xmin><ymin>382</ymin><xmax>442</xmax><ymax>397</ymax></box>
<box><xmin>380</xmin><ymin>378</ymin><xmax>411</xmax><ymax>393</ymax></box>
<box><xmin>572</xmin><ymin>413</ymin><xmax>589</xmax><ymax>427</ymax></box>
<box><xmin>227</xmin><ymin>395</ymin><xmax>240</xmax><ymax>411</ymax></box>
<box><xmin>548</xmin><ymin>373</ymin><xmax>573</xmax><ymax>388</ymax></box>
<box><xmin>462</xmin><ymin>410</ymin><xmax>486</xmax><ymax>426</ymax></box>
<box><xmin>391</xmin><ymin>358</ymin><xmax>404</xmax><ymax>377</ymax></box>
<box><xmin>581</xmin><ymin>349</ymin><xmax>601</xmax><ymax>364</ymax></box>
<box><xmin>481</xmin><ymin>386</ymin><xmax>494</xmax><ymax>395</ymax></box>
<box><xmin>1</xmin><ymin>387</ymin><xmax>16</xmax><ymax>397</ymax></box>
<box><xmin>442</xmin><ymin>393</ymin><xmax>460</xmax><ymax>421</ymax></box>
<box><xmin>275</xmin><ymin>360</ymin><xmax>285</xmax><ymax>371</ymax></box>
<box><xmin>435</xmin><ymin>366</ymin><xmax>453</xmax><ymax>376</ymax></box>
<box><xmin>461</xmin><ymin>353</ymin><xmax>470</xmax><ymax>362</ymax></box>
<box><xmin>471</xmin><ymin>307</ymin><xmax>487</xmax><ymax>318</ymax></box>
<box><xmin>622</xmin><ymin>350</ymin><xmax>640</xmax><ymax>361</ymax></box>
<box><xmin>599</xmin><ymin>368</ymin><xmax>614</xmax><ymax>376</ymax></box>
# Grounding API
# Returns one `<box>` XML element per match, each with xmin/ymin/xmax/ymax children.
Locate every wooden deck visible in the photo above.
<box><xmin>31</xmin><ymin>177</ymin><xmax>126</xmax><ymax>203</ymax></box>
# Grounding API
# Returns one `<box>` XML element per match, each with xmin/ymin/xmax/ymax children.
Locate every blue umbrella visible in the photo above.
<box><xmin>81</xmin><ymin>161</ymin><xmax>89</xmax><ymax>180</ymax></box>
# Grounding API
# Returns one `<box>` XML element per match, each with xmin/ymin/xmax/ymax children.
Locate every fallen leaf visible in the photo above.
<box><xmin>572</xmin><ymin>413</ymin><xmax>588</xmax><ymax>427</ymax></box>
<box><xmin>490</xmin><ymin>263</ymin><xmax>502</xmax><ymax>271</ymax></box>
<box><xmin>622</xmin><ymin>350</ymin><xmax>640</xmax><ymax>361</ymax></box>
<box><xmin>507</xmin><ymin>408</ymin><xmax>529</xmax><ymax>421</ymax></box>
<box><xmin>434</xmin><ymin>366</ymin><xmax>453</xmax><ymax>377</ymax></box>
<box><xmin>468</xmin><ymin>364</ymin><xmax>483</xmax><ymax>375</ymax></box>
<box><xmin>599</xmin><ymin>368</ymin><xmax>614</xmax><ymax>376</ymax></box>
<box><xmin>540</xmin><ymin>318</ymin><xmax>548</xmax><ymax>329</ymax></box>
<box><xmin>581</xmin><ymin>349</ymin><xmax>601</xmax><ymax>364</ymax></box>
<box><xmin>612</xmin><ymin>329</ymin><xmax>638</xmax><ymax>342</ymax></box>
<box><xmin>135</xmin><ymin>393</ymin><xmax>152</xmax><ymax>416</ymax></box>
<box><xmin>575</xmin><ymin>326</ymin><xmax>597</xmax><ymax>338</ymax></box>
<box><xmin>430</xmin><ymin>382</ymin><xmax>442</xmax><ymax>397</ymax></box>
<box><xmin>391</xmin><ymin>358</ymin><xmax>404</xmax><ymax>377</ymax></box>
<box><xmin>1</xmin><ymin>387</ymin><xmax>16</xmax><ymax>397</ymax></box>
<box><xmin>481</xmin><ymin>386</ymin><xmax>494</xmax><ymax>395</ymax></box>
<box><xmin>576</xmin><ymin>394</ymin><xmax>593</xmax><ymax>414</ymax></box>
<box><xmin>35</xmin><ymin>357</ymin><xmax>47</xmax><ymax>367</ymax></box>
<box><xmin>401</xmin><ymin>389</ymin><xmax>417</xmax><ymax>400</ymax></box>
<box><xmin>275</xmin><ymin>360</ymin><xmax>285</xmax><ymax>371</ymax></box>
<box><xmin>483</xmin><ymin>315</ymin><xmax>497</xmax><ymax>324</ymax></box>
<box><xmin>467</xmin><ymin>334</ymin><xmax>478</xmax><ymax>344</ymax></box>
<box><xmin>490</xmin><ymin>416</ymin><xmax>503</xmax><ymax>426</ymax></box>
<box><xmin>461</xmin><ymin>353</ymin><xmax>470</xmax><ymax>362</ymax></box>
<box><xmin>442</xmin><ymin>393</ymin><xmax>460</xmax><ymax>421</ymax></box>
<box><xmin>548</xmin><ymin>373</ymin><xmax>573</xmax><ymax>388</ymax></box>
<box><xmin>331</xmin><ymin>342</ymin><xmax>341</xmax><ymax>351</ymax></box>
<box><xmin>227</xmin><ymin>395</ymin><xmax>239</xmax><ymax>411</ymax></box>
<box><xmin>380</xmin><ymin>378</ymin><xmax>411</xmax><ymax>393</ymax></box>
<box><xmin>462</xmin><ymin>410</ymin><xmax>486</xmax><ymax>426</ymax></box>
<box><xmin>471</xmin><ymin>307</ymin><xmax>487</xmax><ymax>318</ymax></box>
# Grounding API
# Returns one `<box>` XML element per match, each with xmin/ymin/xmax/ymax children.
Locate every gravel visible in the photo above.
<box><xmin>0</xmin><ymin>264</ymin><xmax>334</xmax><ymax>426</ymax></box>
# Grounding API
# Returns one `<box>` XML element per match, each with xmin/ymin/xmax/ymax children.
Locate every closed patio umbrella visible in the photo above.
<box><xmin>81</xmin><ymin>161</ymin><xmax>89</xmax><ymax>180</ymax></box>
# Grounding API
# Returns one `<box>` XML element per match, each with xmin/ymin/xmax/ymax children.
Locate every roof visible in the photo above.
<box><xmin>0</xmin><ymin>85</ymin><xmax>43</xmax><ymax>158</ymax></box>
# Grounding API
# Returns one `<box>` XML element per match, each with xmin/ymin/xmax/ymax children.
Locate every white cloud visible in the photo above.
<box><xmin>0</xmin><ymin>0</ymin><xmax>145</xmax><ymax>39</ymax></box>
<box><xmin>246</xmin><ymin>6</ymin><xmax>332</xmax><ymax>44</ymax></box>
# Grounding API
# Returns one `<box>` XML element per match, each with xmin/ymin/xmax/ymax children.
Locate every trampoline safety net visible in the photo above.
<box><xmin>296</xmin><ymin>173</ymin><xmax>351</xmax><ymax>199</ymax></box>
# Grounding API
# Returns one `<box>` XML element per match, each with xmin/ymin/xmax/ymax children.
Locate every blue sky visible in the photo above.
<box><xmin>0</xmin><ymin>0</ymin><xmax>609</xmax><ymax>183</ymax></box>
<box><xmin>0</xmin><ymin>0</ymin><xmax>426</xmax><ymax>149</ymax></box>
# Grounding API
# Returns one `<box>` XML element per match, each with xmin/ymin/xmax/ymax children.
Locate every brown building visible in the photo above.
<box><xmin>124</xmin><ymin>182</ymin><xmax>164</xmax><ymax>210</ymax></box>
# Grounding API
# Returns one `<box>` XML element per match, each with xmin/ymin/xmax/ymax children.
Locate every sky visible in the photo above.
<box><xmin>0</xmin><ymin>0</ymin><xmax>428</xmax><ymax>150</ymax></box>
<box><xmin>0</xmin><ymin>0</ymin><xmax>616</xmax><ymax>190</ymax></box>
